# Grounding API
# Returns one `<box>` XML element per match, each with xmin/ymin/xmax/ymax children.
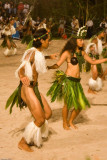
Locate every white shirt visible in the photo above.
<box><xmin>4</xmin><ymin>3</ymin><xmax>10</xmax><ymax>9</ymax></box>
<box><xmin>86</xmin><ymin>20</ymin><xmax>93</xmax><ymax>27</ymax></box>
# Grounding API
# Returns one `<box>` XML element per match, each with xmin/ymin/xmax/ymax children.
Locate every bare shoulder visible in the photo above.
<box><xmin>61</xmin><ymin>50</ymin><xmax>72</xmax><ymax>57</ymax></box>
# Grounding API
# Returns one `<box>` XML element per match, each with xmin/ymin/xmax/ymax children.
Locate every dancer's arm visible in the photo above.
<box><xmin>45</xmin><ymin>53</ymin><xmax>59</xmax><ymax>59</ymax></box>
<box><xmin>18</xmin><ymin>66</ymin><xmax>30</xmax><ymax>86</ymax></box>
<box><xmin>47</xmin><ymin>51</ymin><xmax>68</xmax><ymax>69</ymax></box>
<box><xmin>18</xmin><ymin>52</ymin><xmax>35</xmax><ymax>86</ymax></box>
<box><xmin>83</xmin><ymin>51</ymin><xmax>107</xmax><ymax>64</ymax></box>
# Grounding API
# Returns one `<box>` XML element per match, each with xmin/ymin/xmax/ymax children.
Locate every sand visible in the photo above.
<box><xmin>0</xmin><ymin>39</ymin><xmax>107</xmax><ymax>160</ymax></box>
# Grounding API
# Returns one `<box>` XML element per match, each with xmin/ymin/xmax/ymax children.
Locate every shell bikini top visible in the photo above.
<box><xmin>15</xmin><ymin>47</ymin><xmax>47</xmax><ymax>81</ymax></box>
<box><xmin>70</xmin><ymin>51</ymin><xmax>85</xmax><ymax>72</ymax></box>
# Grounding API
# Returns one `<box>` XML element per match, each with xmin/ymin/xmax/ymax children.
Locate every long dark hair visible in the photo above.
<box><xmin>33</xmin><ymin>28</ymin><xmax>48</xmax><ymax>48</ymax></box>
<box><xmin>60</xmin><ymin>37</ymin><xmax>77</xmax><ymax>55</ymax></box>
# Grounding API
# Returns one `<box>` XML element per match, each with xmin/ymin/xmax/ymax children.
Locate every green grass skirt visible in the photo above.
<box><xmin>102</xmin><ymin>47</ymin><xmax>107</xmax><ymax>62</ymax></box>
<box><xmin>85</xmin><ymin>54</ymin><xmax>102</xmax><ymax>74</ymax></box>
<box><xmin>21</xmin><ymin>35</ymin><xmax>33</xmax><ymax>44</ymax></box>
<box><xmin>5</xmin><ymin>81</ymin><xmax>44</xmax><ymax>114</ymax></box>
<box><xmin>1</xmin><ymin>36</ymin><xmax>13</xmax><ymax>48</ymax></box>
<box><xmin>47</xmin><ymin>70</ymin><xmax>90</xmax><ymax>110</ymax></box>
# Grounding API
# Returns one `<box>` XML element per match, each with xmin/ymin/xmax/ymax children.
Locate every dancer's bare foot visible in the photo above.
<box><xmin>88</xmin><ymin>88</ymin><xmax>97</xmax><ymax>94</ymax></box>
<box><xmin>63</xmin><ymin>122</ymin><xmax>70</xmax><ymax>130</ymax></box>
<box><xmin>69</xmin><ymin>122</ymin><xmax>78</xmax><ymax>129</ymax></box>
<box><xmin>18</xmin><ymin>138</ymin><xmax>33</xmax><ymax>152</ymax></box>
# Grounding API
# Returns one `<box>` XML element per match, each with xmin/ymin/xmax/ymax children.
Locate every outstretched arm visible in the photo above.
<box><xmin>84</xmin><ymin>51</ymin><xmax>107</xmax><ymax>64</ymax></box>
<box><xmin>45</xmin><ymin>53</ymin><xmax>59</xmax><ymax>59</ymax></box>
<box><xmin>47</xmin><ymin>51</ymin><xmax>68</xmax><ymax>69</ymax></box>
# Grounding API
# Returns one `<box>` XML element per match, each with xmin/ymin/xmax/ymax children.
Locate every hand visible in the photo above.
<box><xmin>47</xmin><ymin>66</ymin><xmax>51</xmax><ymax>70</ymax></box>
<box><xmin>50</xmin><ymin>53</ymin><xmax>59</xmax><ymax>59</ymax></box>
<box><xmin>20</xmin><ymin>76</ymin><xmax>30</xmax><ymax>86</ymax></box>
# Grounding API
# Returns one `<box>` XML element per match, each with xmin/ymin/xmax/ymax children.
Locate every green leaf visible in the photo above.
<box><xmin>5</xmin><ymin>88</ymin><xmax>18</xmax><ymax>109</ymax></box>
<box><xmin>9</xmin><ymin>94</ymin><xmax>18</xmax><ymax>114</ymax></box>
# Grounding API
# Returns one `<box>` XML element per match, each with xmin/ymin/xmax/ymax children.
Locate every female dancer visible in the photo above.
<box><xmin>6</xmin><ymin>28</ymin><xmax>57</xmax><ymax>152</ymax></box>
<box><xmin>85</xmin><ymin>43</ymin><xmax>103</xmax><ymax>94</ymax></box>
<box><xmin>47</xmin><ymin>26</ymin><xmax>107</xmax><ymax>130</ymax></box>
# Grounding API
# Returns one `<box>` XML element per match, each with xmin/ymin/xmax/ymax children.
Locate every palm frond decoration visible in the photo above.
<box><xmin>5</xmin><ymin>87</ymin><xmax>19</xmax><ymax>110</ymax></box>
<box><xmin>5</xmin><ymin>83</ymin><xmax>27</xmax><ymax>114</ymax></box>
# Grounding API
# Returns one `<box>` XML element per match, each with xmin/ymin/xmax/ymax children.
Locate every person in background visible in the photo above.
<box><xmin>86</xmin><ymin>18</ymin><xmax>93</xmax><ymax>38</ymax></box>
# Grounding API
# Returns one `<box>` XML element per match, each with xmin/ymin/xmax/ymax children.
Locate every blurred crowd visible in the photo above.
<box><xmin>0</xmin><ymin>0</ymin><xmax>107</xmax><ymax>43</ymax></box>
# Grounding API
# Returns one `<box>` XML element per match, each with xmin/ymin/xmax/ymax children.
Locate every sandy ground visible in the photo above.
<box><xmin>0</xmin><ymin>39</ymin><xmax>107</xmax><ymax>160</ymax></box>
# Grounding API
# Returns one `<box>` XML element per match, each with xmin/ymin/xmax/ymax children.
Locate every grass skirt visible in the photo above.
<box><xmin>47</xmin><ymin>70</ymin><xmax>90</xmax><ymax>110</ymax></box>
<box><xmin>85</xmin><ymin>54</ymin><xmax>102</xmax><ymax>74</ymax></box>
<box><xmin>21</xmin><ymin>35</ymin><xmax>33</xmax><ymax>44</ymax></box>
<box><xmin>1</xmin><ymin>36</ymin><xmax>14</xmax><ymax>48</ymax></box>
<box><xmin>102</xmin><ymin>47</ymin><xmax>107</xmax><ymax>62</ymax></box>
<box><xmin>5</xmin><ymin>81</ymin><xmax>44</xmax><ymax>114</ymax></box>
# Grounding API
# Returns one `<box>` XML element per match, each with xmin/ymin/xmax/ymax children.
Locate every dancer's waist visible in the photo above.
<box><xmin>67</xmin><ymin>76</ymin><xmax>81</xmax><ymax>82</ymax></box>
<box><xmin>20</xmin><ymin>81</ymin><xmax>38</xmax><ymax>87</ymax></box>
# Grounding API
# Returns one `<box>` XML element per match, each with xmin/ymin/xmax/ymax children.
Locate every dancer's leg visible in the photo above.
<box><xmin>18</xmin><ymin>86</ymin><xmax>46</xmax><ymax>152</ymax></box>
<box><xmin>101</xmin><ymin>68</ymin><xmax>107</xmax><ymax>80</ymax></box>
<box><xmin>68</xmin><ymin>109</ymin><xmax>80</xmax><ymax>129</ymax></box>
<box><xmin>40</xmin><ymin>93</ymin><xmax>52</xmax><ymax>120</ymax></box>
<box><xmin>7</xmin><ymin>38</ymin><xmax>11</xmax><ymax>49</ymax></box>
<box><xmin>62</xmin><ymin>104</ymin><xmax>70</xmax><ymax>130</ymax></box>
<box><xmin>88</xmin><ymin>64</ymin><xmax>98</xmax><ymax>94</ymax></box>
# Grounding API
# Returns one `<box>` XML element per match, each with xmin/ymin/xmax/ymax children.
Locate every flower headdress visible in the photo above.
<box><xmin>72</xmin><ymin>26</ymin><xmax>87</xmax><ymax>39</ymax></box>
<box><xmin>33</xmin><ymin>30</ymin><xmax>50</xmax><ymax>41</ymax></box>
<box><xmin>27</xmin><ymin>30</ymin><xmax>50</xmax><ymax>49</ymax></box>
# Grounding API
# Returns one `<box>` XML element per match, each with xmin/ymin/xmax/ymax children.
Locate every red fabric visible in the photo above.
<box><xmin>62</xmin><ymin>34</ymin><xmax>67</xmax><ymax>39</ymax></box>
<box><xmin>18</xmin><ymin>3</ymin><xmax>24</xmax><ymax>11</ymax></box>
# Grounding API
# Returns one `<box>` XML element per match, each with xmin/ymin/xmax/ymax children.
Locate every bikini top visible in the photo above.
<box><xmin>71</xmin><ymin>57</ymin><xmax>78</xmax><ymax>65</ymax></box>
<box><xmin>70</xmin><ymin>51</ymin><xmax>85</xmax><ymax>72</ymax></box>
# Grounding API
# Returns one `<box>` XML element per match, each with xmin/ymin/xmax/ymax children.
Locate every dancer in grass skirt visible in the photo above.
<box><xmin>1</xmin><ymin>18</ymin><xmax>17</xmax><ymax>56</ymax></box>
<box><xmin>5</xmin><ymin>28</ymin><xmax>57</xmax><ymax>152</ymax></box>
<box><xmin>47</xmin><ymin>26</ymin><xmax>107</xmax><ymax>130</ymax></box>
<box><xmin>21</xmin><ymin>18</ymin><xmax>34</xmax><ymax>45</ymax></box>
<box><xmin>85</xmin><ymin>43</ymin><xmax>103</xmax><ymax>94</ymax></box>
<box><xmin>90</xmin><ymin>29</ymin><xmax>105</xmax><ymax>78</ymax></box>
